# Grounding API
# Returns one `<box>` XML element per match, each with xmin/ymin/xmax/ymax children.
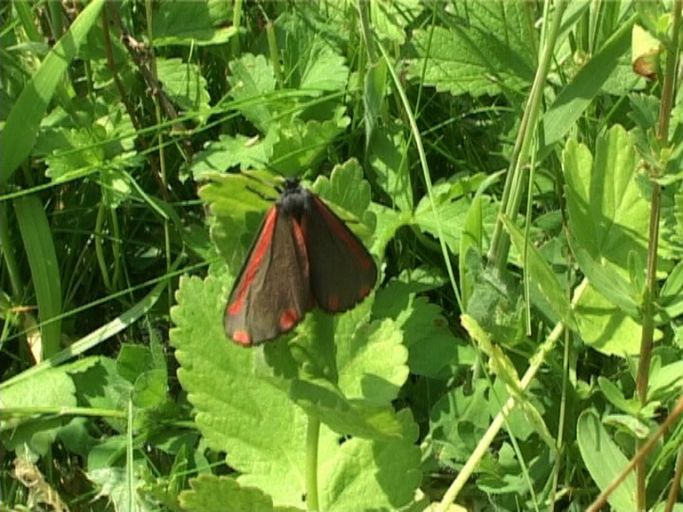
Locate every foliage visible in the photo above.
<box><xmin>1</xmin><ymin>1</ymin><xmax>682</xmax><ymax>511</ymax></box>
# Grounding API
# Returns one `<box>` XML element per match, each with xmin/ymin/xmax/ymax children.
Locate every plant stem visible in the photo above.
<box><xmin>635</xmin><ymin>1</ymin><xmax>681</xmax><ymax>508</ymax></box>
<box><xmin>306</xmin><ymin>414</ymin><xmax>321</xmax><ymax>511</ymax></box>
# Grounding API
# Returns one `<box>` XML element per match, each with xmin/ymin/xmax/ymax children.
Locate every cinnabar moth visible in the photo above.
<box><xmin>224</xmin><ymin>178</ymin><xmax>377</xmax><ymax>346</ymax></box>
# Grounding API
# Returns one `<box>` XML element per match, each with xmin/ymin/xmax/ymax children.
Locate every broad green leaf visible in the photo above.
<box><xmin>289</xmin><ymin>378</ymin><xmax>404</xmax><ymax>440</ymax></box>
<box><xmin>370</xmin><ymin>0</ymin><xmax>422</xmax><ymax>44</ymax></box>
<box><xmin>0</xmin><ymin>367</ymin><xmax>76</xmax><ymax>456</ymax></box>
<box><xmin>459</xmin><ymin>195</ymin><xmax>484</xmax><ymax>309</ymax></box>
<box><xmin>228</xmin><ymin>54</ymin><xmax>277</xmax><ymax>132</ymax></box>
<box><xmin>502</xmin><ymin>215</ymin><xmax>576</xmax><ymax>329</ymax></box>
<box><xmin>574</xmin><ymin>283</ymin><xmax>656</xmax><ymax>357</ymax></box>
<box><xmin>368</xmin><ymin>123</ymin><xmax>413</xmax><ymax>212</ymax></box>
<box><xmin>14</xmin><ymin>195</ymin><xmax>62</xmax><ymax>357</ymax></box>
<box><xmin>408</xmin><ymin>3</ymin><xmax>534</xmax><ymax>97</ymax></box>
<box><xmin>563</xmin><ymin>125</ymin><xmax>650</xmax><ymax>269</ymax></box>
<box><xmin>312</xmin><ymin>159</ymin><xmax>376</xmax><ymax>238</ymax></box>
<box><xmin>156</xmin><ymin>58</ymin><xmax>211</xmax><ymax>121</ymax></box>
<box><xmin>542</xmin><ymin>17</ymin><xmax>635</xmax><ymax>151</ymax></box>
<box><xmin>648</xmin><ymin>360</ymin><xmax>683</xmax><ymax>400</ymax></box>
<box><xmin>320</xmin><ymin>410</ymin><xmax>421</xmax><ymax>511</ymax></box>
<box><xmin>170</xmin><ymin>273</ymin><xmax>311</xmax><ymax>507</ymax></box>
<box><xmin>179</xmin><ymin>475</ymin><xmax>285</xmax><ymax>512</ymax></box>
<box><xmin>270</xmin><ymin>109</ymin><xmax>350</xmax><ymax>175</ymax></box>
<box><xmin>577</xmin><ymin>410</ymin><xmax>636</xmax><ymax>512</ymax></box>
<box><xmin>298</xmin><ymin>40</ymin><xmax>348</xmax><ymax>95</ymax></box>
<box><xmin>598</xmin><ymin>377</ymin><xmax>641</xmax><ymax>416</ymax></box>
<box><xmin>363</xmin><ymin>60</ymin><xmax>388</xmax><ymax>149</ymax></box>
<box><xmin>0</xmin><ymin>0</ymin><xmax>105</xmax><ymax>185</ymax></box>
<box><xmin>373</xmin><ymin>281</ymin><xmax>473</xmax><ymax>378</ymax></box>
<box><xmin>190</xmin><ymin>133</ymin><xmax>276</xmax><ymax>179</ymax></box>
<box><xmin>334</xmin><ymin>319</ymin><xmax>407</xmax><ymax>405</ymax></box>
<box><xmin>152</xmin><ymin>0</ymin><xmax>237</xmax><ymax>47</ymax></box>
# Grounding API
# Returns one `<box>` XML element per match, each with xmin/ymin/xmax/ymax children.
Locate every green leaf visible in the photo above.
<box><xmin>190</xmin><ymin>133</ymin><xmax>276</xmax><ymax>180</ymax></box>
<box><xmin>88</xmin><ymin>466</ymin><xmax>156</xmax><ymax>512</ymax></box>
<box><xmin>0</xmin><ymin>367</ymin><xmax>76</xmax><ymax>456</ymax></box>
<box><xmin>156</xmin><ymin>58</ymin><xmax>211</xmax><ymax>121</ymax></box>
<box><xmin>152</xmin><ymin>0</ymin><xmax>237</xmax><ymax>47</ymax></box>
<box><xmin>407</xmin><ymin>3</ymin><xmax>534</xmax><ymax>97</ymax></box>
<box><xmin>574</xmin><ymin>284</ymin><xmax>655</xmax><ymax>357</ymax></box>
<box><xmin>297</xmin><ymin>40</ymin><xmax>349</xmax><ymax>95</ymax></box>
<box><xmin>367</xmin><ymin>123</ymin><xmax>413</xmax><ymax>211</ymax></box>
<box><xmin>179</xmin><ymin>475</ymin><xmax>284</xmax><ymax>512</ymax></box>
<box><xmin>170</xmin><ymin>273</ymin><xmax>310</xmax><ymax>508</ymax></box>
<box><xmin>563</xmin><ymin>125</ymin><xmax>650</xmax><ymax>269</ymax></box>
<box><xmin>311</xmin><ymin>159</ymin><xmax>376</xmax><ymax>239</ymax></box>
<box><xmin>373</xmin><ymin>280</ymin><xmax>473</xmax><ymax>378</ymax></box>
<box><xmin>577</xmin><ymin>410</ymin><xmax>636</xmax><ymax>512</ymax></box>
<box><xmin>541</xmin><ymin>18</ymin><xmax>635</xmax><ymax>151</ymax></box>
<box><xmin>270</xmin><ymin>109</ymin><xmax>351</xmax><ymax>175</ymax></box>
<box><xmin>14</xmin><ymin>195</ymin><xmax>62</xmax><ymax>357</ymax></box>
<box><xmin>370</xmin><ymin>0</ymin><xmax>422</xmax><ymax>44</ymax></box>
<box><xmin>0</xmin><ymin>0</ymin><xmax>105</xmax><ymax>185</ymax></box>
<box><xmin>502</xmin><ymin>215</ymin><xmax>576</xmax><ymax>329</ymax></box>
<box><xmin>320</xmin><ymin>410</ymin><xmax>421</xmax><ymax>511</ymax></box>
<box><xmin>228</xmin><ymin>54</ymin><xmax>277</xmax><ymax>132</ymax></box>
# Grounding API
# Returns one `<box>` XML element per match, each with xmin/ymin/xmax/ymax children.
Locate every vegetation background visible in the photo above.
<box><xmin>1</xmin><ymin>1</ymin><xmax>682</xmax><ymax>511</ymax></box>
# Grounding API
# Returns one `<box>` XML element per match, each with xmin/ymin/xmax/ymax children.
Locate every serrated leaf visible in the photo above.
<box><xmin>152</xmin><ymin>0</ymin><xmax>237</xmax><ymax>47</ymax></box>
<box><xmin>270</xmin><ymin>110</ymin><xmax>350</xmax><ymax>175</ymax></box>
<box><xmin>298</xmin><ymin>40</ymin><xmax>348</xmax><ymax>94</ymax></box>
<box><xmin>312</xmin><ymin>159</ymin><xmax>376</xmax><ymax>238</ymax></box>
<box><xmin>190</xmin><ymin>133</ymin><xmax>276</xmax><ymax>179</ymax></box>
<box><xmin>563</xmin><ymin>125</ymin><xmax>650</xmax><ymax>269</ymax></box>
<box><xmin>156</xmin><ymin>58</ymin><xmax>210</xmax><ymax>120</ymax></box>
<box><xmin>170</xmin><ymin>273</ymin><xmax>310</xmax><ymax>507</ymax></box>
<box><xmin>88</xmin><ymin>466</ymin><xmax>156</xmax><ymax>512</ymax></box>
<box><xmin>407</xmin><ymin>3</ymin><xmax>534</xmax><ymax>97</ymax></box>
<box><xmin>370</xmin><ymin>0</ymin><xmax>422</xmax><ymax>44</ymax></box>
<box><xmin>179</xmin><ymin>475</ymin><xmax>281</xmax><ymax>512</ymax></box>
<box><xmin>228</xmin><ymin>54</ymin><xmax>277</xmax><ymax>132</ymax></box>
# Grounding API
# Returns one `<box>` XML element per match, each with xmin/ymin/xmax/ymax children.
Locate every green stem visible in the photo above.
<box><xmin>488</xmin><ymin>0</ymin><xmax>567</xmax><ymax>271</ymax></box>
<box><xmin>95</xmin><ymin>201</ymin><xmax>112</xmax><ymax>291</ymax></box>
<box><xmin>635</xmin><ymin>0</ymin><xmax>681</xmax><ymax>508</ymax></box>
<box><xmin>305</xmin><ymin>414</ymin><xmax>321</xmax><ymax>511</ymax></box>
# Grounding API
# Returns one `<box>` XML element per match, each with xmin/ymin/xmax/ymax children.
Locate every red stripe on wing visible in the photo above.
<box><xmin>227</xmin><ymin>207</ymin><xmax>278</xmax><ymax>316</ymax></box>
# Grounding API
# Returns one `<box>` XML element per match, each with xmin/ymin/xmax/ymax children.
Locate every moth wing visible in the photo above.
<box><xmin>225</xmin><ymin>207</ymin><xmax>313</xmax><ymax>345</ymax></box>
<box><xmin>303</xmin><ymin>195</ymin><xmax>377</xmax><ymax>312</ymax></box>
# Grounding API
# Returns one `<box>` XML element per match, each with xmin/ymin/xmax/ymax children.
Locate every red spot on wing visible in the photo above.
<box><xmin>311</xmin><ymin>197</ymin><xmax>373</xmax><ymax>269</ymax></box>
<box><xmin>232</xmin><ymin>330</ymin><xmax>251</xmax><ymax>346</ymax></box>
<box><xmin>279</xmin><ymin>308</ymin><xmax>300</xmax><ymax>330</ymax></box>
<box><xmin>327</xmin><ymin>295</ymin><xmax>340</xmax><ymax>311</ymax></box>
<box><xmin>227</xmin><ymin>207</ymin><xmax>278</xmax><ymax>316</ymax></box>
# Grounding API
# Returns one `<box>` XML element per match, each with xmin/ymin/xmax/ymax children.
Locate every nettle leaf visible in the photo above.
<box><xmin>190</xmin><ymin>133</ymin><xmax>276</xmax><ymax>179</ymax></box>
<box><xmin>156</xmin><ymin>58</ymin><xmax>211</xmax><ymax>121</ymax></box>
<box><xmin>370</xmin><ymin>0</ymin><xmax>422</xmax><ymax>44</ymax></box>
<box><xmin>408</xmin><ymin>3</ymin><xmax>534</xmax><ymax>97</ymax></box>
<box><xmin>170</xmin><ymin>274</ymin><xmax>312</xmax><ymax>507</ymax></box>
<box><xmin>320</xmin><ymin>409</ymin><xmax>421</xmax><ymax>511</ymax></box>
<box><xmin>228</xmin><ymin>54</ymin><xmax>277</xmax><ymax>132</ymax></box>
<box><xmin>0</xmin><ymin>367</ymin><xmax>76</xmax><ymax>456</ymax></box>
<box><xmin>152</xmin><ymin>0</ymin><xmax>237</xmax><ymax>47</ymax></box>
